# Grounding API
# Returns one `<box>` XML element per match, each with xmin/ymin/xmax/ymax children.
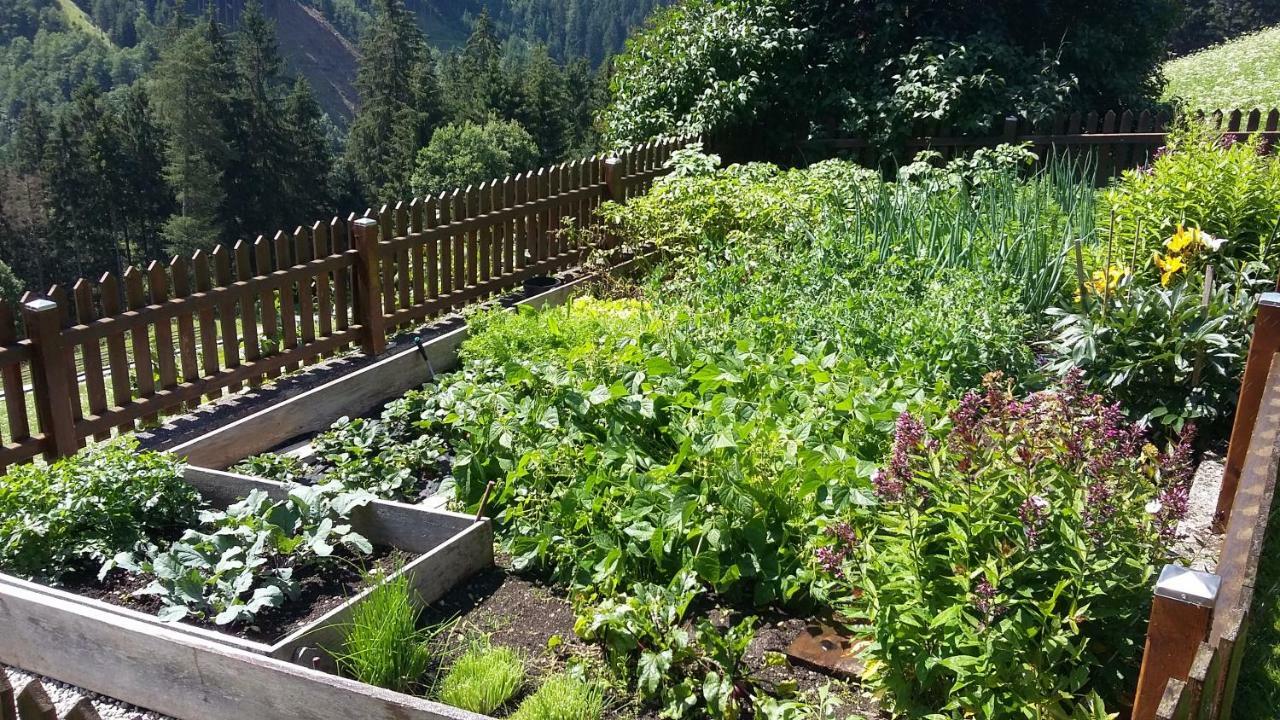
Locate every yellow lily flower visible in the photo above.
<box><xmin>1165</xmin><ymin>225</ymin><xmax>1199</xmax><ymax>254</ymax></box>
<box><xmin>1153</xmin><ymin>253</ymin><xmax>1185</xmax><ymax>286</ymax></box>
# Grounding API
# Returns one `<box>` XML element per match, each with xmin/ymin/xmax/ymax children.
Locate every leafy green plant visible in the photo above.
<box><xmin>1044</xmin><ymin>264</ymin><xmax>1263</xmax><ymax>435</ymax></box>
<box><xmin>510</xmin><ymin>671</ymin><xmax>606</xmax><ymax>720</ymax></box>
<box><xmin>232</xmin><ymin>453</ymin><xmax>306</xmax><ymax>483</ymax></box>
<box><xmin>823</xmin><ymin>373</ymin><xmax>1190</xmax><ymax>718</ymax></box>
<box><xmin>1102</xmin><ymin>121</ymin><xmax>1280</xmax><ymax>273</ymax></box>
<box><xmin>0</xmin><ymin>440</ymin><xmax>197</xmax><ymax>582</ymax></box>
<box><xmin>437</xmin><ymin>640</ymin><xmax>526</xmax><ymax>714</ymax></box>
<box><xmin>113</xmin><ymin>482</ymin><xmax>375</xmax><ymax>625</ymax></box>
<box><xmin>310</xmin><ymin>417</ymin><xmax>448</xmax><ymax>501</ymax></box>
<box><xmin>335</xmin><ymin>567</ymin><xmax>436</xmax><ymax>694</ymax></box>
<box><xmin>576</xmin><ymin>571</ymin><xmax>756</xmax><ymax>720</ymax></box>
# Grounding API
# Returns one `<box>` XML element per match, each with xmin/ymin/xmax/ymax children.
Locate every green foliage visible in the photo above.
<box><xmin>0</xmin><ymin>440</ymin><xmax>197</xmax><ymax>583</ymax></box>
<box><xmin>336</xmin><ymin>567</ymin><xmax>435</xmax><ymax>694</ymax></box>
<box><xmin>510</xmin><ymin>671</ymin><xmax>606</xmax><ymax>720</ymax></box>
<box><xmin>600</xmin><ymin>0</ymin><xmax>808</xmax><ymax>148</ymax></box>
<box><xmin>576</xmin><ymin>571</ymin><xmax>756</xmax><ymax>719</ymax></box>
<box><xmin>437</xmin><ymin>640</ymin><xmax>526</xmax><ymax>714</ymax></box>
<box><xmin>828</xmin><ymin>375</ymin><xmax>1184</xmax><ymax>718</ymax></box>
<box><xmin>603</xmin><ymin>0</ymin><xmax>1179</xmax><ymax>155</ymax></box>
<box><xmin>311</xmin><ymin>416</ymin><xmax>447</xmax><ymax>500</ymax></box>
<box><xmin>410</xmin><ymin>118</ymin><xmax>539</xmax><ymax>196</ymax></box>
<box><xmin>460</xmin><ymin>298</ymin><xmax>653</xmax><ymax>368</ymax></box>
<box><xmin>1101</xmin><ymin>123</ymin><xmax>1280</xmax><ymax>271</ymax></box>
<box><xmin>1044</xmin><ymin>273</ymin><xmax>1261</xmax><ymax>435</ymax></box>
<box><xmin>232</xmin><ymin>453</ymin><xmax>306</xmax><ymax>483</ymax></box>
<box><xmin>113</xmin><ymin>482</ymin><xmax>375</xmax><ymax>625</ymax></box>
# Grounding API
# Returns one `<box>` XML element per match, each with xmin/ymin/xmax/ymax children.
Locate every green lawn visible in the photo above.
<box><xmin>1162</xmin><ymin>25</ymin><xmax>1280</xmax><ymax>110</ymax></box>
<box><xmin>1234</xmin><ymin>490</ymin><xmax>1280</xmax><ymax>715</ymax></box>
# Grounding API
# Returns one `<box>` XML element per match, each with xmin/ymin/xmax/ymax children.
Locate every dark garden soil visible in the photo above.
<box><xmin>420</xmin><ymin>558</ymin><xmax>598</xmax><ymax>676</ymax></box>
<box><xmin>421</xmin><ymin>556</ymin><xmax>884</xmax><ymax>719</ymax></box>
<box><xmin>61</xmin><ymin>547</ymin><xmax>413</xmax><ymax>644</ymax></box>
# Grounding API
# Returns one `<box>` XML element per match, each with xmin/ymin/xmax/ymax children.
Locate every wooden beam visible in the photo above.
<box><xmin>1132</xmin><ymin>565</ymin><xmax>1220</xmax><ymax>720</ymax></box>
<box><xmin>0</xmin><ymin>579</ymin><xmax>487</xmax><ymax>720</ymax></box>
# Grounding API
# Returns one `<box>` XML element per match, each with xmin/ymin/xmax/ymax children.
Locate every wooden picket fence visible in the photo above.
<box><xmin>0</xmin><ymin>136</ymin><xmax>694</xmax><ymax>472</ymax></box>
<box><xmin>1</xmin><ymin>666</ymin><xmax>103</xmax><ymax>720</ymax></box>
<box><xmin>809</xmin><ymin>107</ymin><xmax>1280</xmax><ymax>183</ymax></box>
<box><xmin>1129</xmin><ymin>291</ymin><xmax>1280</xmax><ymax>720</ymax></box>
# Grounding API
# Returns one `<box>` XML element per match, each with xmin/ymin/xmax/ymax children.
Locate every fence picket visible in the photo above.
<box><xmin>191</xmin><ymin>251</ymin><xmax>221</xmax><ymax>400</ymax></box>
<box><xmin>72</xmin><ymin>280</ymin><xmax>108</xmax><ymax>439</ymax></box>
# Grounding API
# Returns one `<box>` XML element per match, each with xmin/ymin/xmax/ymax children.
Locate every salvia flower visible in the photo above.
<box><xmin>815</xmin><ymin>546</ymin><xmax>845</xmax><ymax>576</ymax></box>
<box><xmin>1018</xmin><ymin>495</ymin><xmax>1050</xmax><ymax>548</ymax></box>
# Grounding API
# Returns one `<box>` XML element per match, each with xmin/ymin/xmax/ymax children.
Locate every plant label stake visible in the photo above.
<box><xmin>413</xmin><ymin>335</ymin><xmax>436</xmax><ymax>381</ymax></box>
<box><xmin>474</xmin><ymin>480</ymin><xmax>496</xmax><ymax>522</ymax></box>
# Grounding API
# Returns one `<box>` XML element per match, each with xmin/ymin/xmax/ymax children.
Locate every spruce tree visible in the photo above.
<box><xmin>517</xmin><ymin>45</ymin><xmax>571</xmax><ymax>164</ymax></box>
<box><xmin>280</xmin><ymin>78</ymin><xmax>336</xmax><ymax>224</ymax></box>
<box><xmin>345</xmin><ymin>0</ymin><xmax>430</xmax><ymax>202</ymax></box>
<box><xmin>150</xmin><ymin>14</ymin><xmax>236</xmax><ymax>257</ymax></box>
<box><xmin>117</xmin><ymin>84</ymin><xmax>173</xmax><ymax>265</ymax></box>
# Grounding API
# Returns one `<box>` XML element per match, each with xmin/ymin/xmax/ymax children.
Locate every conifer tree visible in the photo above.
<box><xmin>150</xmin><ymin>13</ymin><xmax>236</xmax><ymax>256</ymax></box>
<box><xmin>345</xmin><ymin>0</ymin><xmax>431</xmax><ymax>202</ymax></box>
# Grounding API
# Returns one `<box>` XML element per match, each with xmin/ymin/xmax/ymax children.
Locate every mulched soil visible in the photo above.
<box><xmin>59</xmin><ymin>547</ymin><xmax>413</xmax><ymax>645</ymax></box>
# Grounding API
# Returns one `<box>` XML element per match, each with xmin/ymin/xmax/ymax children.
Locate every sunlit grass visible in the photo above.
<box><xmin>1163</xmin><ymin>25</ymin><xmax>1280</xmax><ymax>110</ymax></box>
<box><xmin>437</xmin><ymin>640</ymin><xmax>525</xmax><ymax>714</ymax></box>
<box><xmin>510</xmin><ymin>672</ymin><xmax>605</xmax><ymax>720</ymax></box>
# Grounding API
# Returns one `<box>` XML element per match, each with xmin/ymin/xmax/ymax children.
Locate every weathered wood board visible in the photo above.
<box><xmin>0</xmin><ymin>578</ymin><xmax>489</xmax><ymax>720</ymax></box>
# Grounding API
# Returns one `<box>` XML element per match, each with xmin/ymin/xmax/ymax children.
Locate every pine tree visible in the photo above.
<box><xmin>232</xmin><ymin>0</ymin><xmax>290</xmax><ymax>237</ymax></box>
<box><xmin>345</xmin><ymin>0</ymin><xmax>431</xmax><ymax>202</ymax></box>
<box><xmin>44</xmin><ymin>84</ymin><xmax>120</xmax><ymax>280</ymax></box>
<box><xmin>117</xmin><ymin>84</ymin><xmax>173</xmax><ymax>265</ymax></box>
<box><xmin>517</xmin><ymin>45</ymin><xmax>571</xmax><ymax>163</ymax></box>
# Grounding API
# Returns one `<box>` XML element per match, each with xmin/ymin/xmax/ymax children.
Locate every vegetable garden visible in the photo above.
<box><xmin>3</xmin><ymin>122</ymin><xmax>1280</xmax><ymax>720</ymax></box>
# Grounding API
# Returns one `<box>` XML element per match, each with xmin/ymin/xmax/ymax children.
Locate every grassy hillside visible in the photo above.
<box><xmin>1162</xmin><ymin>24</ymin><xmax>1280</xmax><ymax>110</ymax></box>
<box><xmin>57</xmin><ymin>0</ymin><xmax>112</xmax><ymax>45</ymax></box>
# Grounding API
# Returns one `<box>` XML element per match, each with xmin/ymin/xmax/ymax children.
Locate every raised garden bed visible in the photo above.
<box><xmin>1</xmin><ymin>466</ymin><xmax>492</xmax><ymax>664</ymax></box>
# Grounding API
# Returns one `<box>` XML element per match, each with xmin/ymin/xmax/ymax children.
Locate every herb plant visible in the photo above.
<box><xmin>114</xmin><ymin>482</ymin><xmax>375</xmax><ymax>625</ymax></box>
<box><xmin>0</xmin><ymin>440</ymin><xmax>197</xmax><ymax>583</ymax></box>
<box><xmin>510</xmin><ymin>672</ymin><xmax>605</xmax><ymax>720</ymax></box>
<box><xmin>821</xmin><ymin>372</ymin><xmax>1193</xmax><ymax>718</ymax></box>
<box><xmin>336</xmin><ymin>567</ymin><xmax>436</xmax><ymax>694</ymax></box>
<box><xmin>437</xmin><ymin>640</ymin><xmax>526</xmax><ymax>714</ymax></box>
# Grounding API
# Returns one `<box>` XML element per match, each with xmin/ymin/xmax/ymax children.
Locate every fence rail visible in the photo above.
<box><xmin>1132</xmin><ymin>291</ymin><xmax>1280</xmax><ymax>720</ymax></box>
<box><xmin>0</xmin><ymin>136</ymin><xmax>695</xmax><ymax>472</ymax></box>
<box><xmin>809</xmin><ymin>107</ymin><xmax>1280</xmax><ymax>182</ymax></box>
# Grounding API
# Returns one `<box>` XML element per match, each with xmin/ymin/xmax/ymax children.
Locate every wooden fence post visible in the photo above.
<box><xmin>603</xmin><ymin>157</ymin><xmax>623</xmax><ymax>202</ymax></box>
<box><xmin>1218</xmin><ymin>292</ymin><xmax>1280</xmax><ymax>525</ymax></box>
<box><xmin>1132</xmin><ymin>565</ymin><xmax>1221</xmax><ymax>720</ymax></box>
<box><xmin>22</xmin><ymin>297</ymin><xmax>79</xmax><ymax>460</ymax></box>
<box><xmin>352</xmin><ymin>217</ymin><xmax>387</xmax><ymax>356</ymax></box>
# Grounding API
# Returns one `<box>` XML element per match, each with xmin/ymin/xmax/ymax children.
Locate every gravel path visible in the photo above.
<box><xmin>2</xmin><ymin>665</ymin><xmax>172</xmax><ymax>720</ymax></box>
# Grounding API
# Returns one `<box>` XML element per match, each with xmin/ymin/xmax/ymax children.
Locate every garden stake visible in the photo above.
<box><xmin>1101</xmin><ymin>210</ymin><xmax>1115</xmax><ymax>319</ymax></box>
<box><xmin>1073</xmin><ymin>238</ymin><xmax>1091</xmax><ymax>313</ymax></box>
<box><xmin>1128</xmin><ymin>218</ymin><xmax>1144</xmax><ymax>303</ymax></box>
<box><xmin>474</xmin><ymin>480</ymin><xmax>496</xmax><ymax>522</ymax></box>
<box><xmin>1191</xmin><ymin>265</ymin><xmax>1215</xmax><ymax>389</ymax></box>
<box><xmin>413</xmin><ymin>335</ymin><xmax>436</xmax><ymax>381</ymax></box>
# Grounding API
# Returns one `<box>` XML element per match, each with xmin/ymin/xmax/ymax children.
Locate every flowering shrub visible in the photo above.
<box><xmin>818</xmin><ymin>372</ymin><xmax>1193</xmax><ymax>718</ymax></box>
